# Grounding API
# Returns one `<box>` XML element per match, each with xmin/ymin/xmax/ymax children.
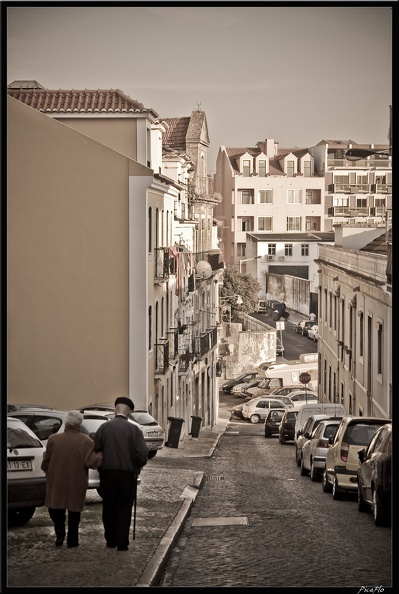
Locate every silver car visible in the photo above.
<box><xmin>300</xmin><ymin>419</ymin><xmax>341</xmax><ymax>481</ymax></box>
<box><xmin>242</xmin><ymin>396</ymin><xmax>289</xmax><ymax>424</ymax></box>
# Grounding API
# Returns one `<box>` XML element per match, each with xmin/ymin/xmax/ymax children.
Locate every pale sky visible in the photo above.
<box><xmin>6</xmin><ymin>4</ymin><xmax>393</xmax><ymax>172</ymax></box>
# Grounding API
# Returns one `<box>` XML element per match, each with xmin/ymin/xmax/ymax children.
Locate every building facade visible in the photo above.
<box><xmin>7</xmin><ymin>82</ymin><xmax>222</xmax><ymax>438</ymax></box>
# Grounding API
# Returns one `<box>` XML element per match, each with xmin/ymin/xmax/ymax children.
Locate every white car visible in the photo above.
<box><xmin>7</xmin><ymin>416</ymin><xmax>47</xmax><ymax>526</ymax></box>
<box><xmin>242</xmin><ymin>396</ymin><xmax>289</xmax><ymax>424</ymax></box>
<box><xmin>300</xmin><ymin>418</ymin><xmax>341</xmax><ymax>481</ymax></box>
<box><xmin>307</xmin><ymin>325</ymin><xmax>319</xmax><ymax>341</ymax></box>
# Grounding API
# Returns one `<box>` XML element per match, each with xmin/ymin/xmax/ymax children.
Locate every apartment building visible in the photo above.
<box><xmin>7</xmin><ymin>82</ymin><xmax>221</xmax><ymax>436</ymax></box>
<box><xmin>309</xmin><ymin>140</ymin><xmax>392</xmax><ymax>230</ymax></box>
<box><xmin>316</xmin><ymin>224</ymin><xmax>392</xmax><ymax>419</ymax></box>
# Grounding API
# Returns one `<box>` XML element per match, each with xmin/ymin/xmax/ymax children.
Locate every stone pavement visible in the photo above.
<box><xmin>7</xmin><ymin>405</ymin><xmax>231</xmax><ymax>589</ymax></box>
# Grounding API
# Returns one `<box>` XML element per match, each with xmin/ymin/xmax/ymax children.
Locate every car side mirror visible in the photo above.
<box><xmin>328</xmin><ymin>435</ymin><xmax>334</xmax><ymax>445</ymax></box>
<box><xmin>358</xmin><ymin>448</ymin><xmax>366</xmax><ymax>463</ymax></box>
<box><xmin>303</xmin><ymin>432</ymin><xmax>310</xmax><ymax>439</ymax></box>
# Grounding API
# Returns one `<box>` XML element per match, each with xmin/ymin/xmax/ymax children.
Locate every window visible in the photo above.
<box><xmin>239</xmin><ymin>217</ymin><xmax>252</xmax><ymax>232</ymax></box>
<box><xmin>258</xmin><ymin>160</ymin><xmax>267</xmax><ymax>177</ymax></box>
<box><xmin>242</xmin><ymin>159</ymin><xmax>251</xmax><ymax>177</ymax></box>
<box><xmin>258</xmin><ymin>217</ymin><xmax>272</xmax><ymax>231</ymax></box>
<box><xmin>359</xmin><ymin>311</ymin><xmax>364</xmax><ymax>357</ymax></box>
<box><xmin>377</xmin><ymin>322</ymin><xmax>383</xmax><ymax>375</ymax></box>
<box><xmin>301</xmin><ymin>244</ymin><xmax>309</xmax><ymax>256</ymax></box>
<box><xmin>148</xmin><ymin>306</ymin><xmax>152</xmax><ymax>352</ymax></box>
<box><xmin>329</xmin><ymin>292</ymin><xmax>332</xmax><ymax>329</ymax></box>
<box><xmin>287</xmin><ymin>160</ymin><xmax>295</xmax><ymax>177</ymax></box>
<box><xmin>258</xmin><ymin>189</ymin><xmax>272</xmax><ymax>203</ymax></box>
<box><xmin>303</xmin><ymin>161</ymin><xmax>311</xmax><ymax>177</ymax></box>
<box><xmin>287</xmin><ymin>217</ymin><xmax>301</xmax><ymax>231</ymax></box>
<box><xmin>287</xmin><ymin>189</ymin><xmax>301</xmax><ymax>204</ymax></box>
<box><xmin>148</xmin><ymin>207</ymin><xmax>152</xmax><ymax>253</ymax></box>
<box><xmin>285</xmin><ymin>244</ymin><xmax>293</xmax><ymax>256</ymax></box>
<box><xmin>241</xmin><ymin>190</ymin><xmax>253</xmax><ymax>204</ymax></box>
<box><xmin>268</xmin><ymin>243</ymin><xmax>276</xmax><ymax>256</ymax></box>
<box><xmin>356</xmin><ymin>197</ymin><xmax>367</xmax><ymax>208</ymax></box>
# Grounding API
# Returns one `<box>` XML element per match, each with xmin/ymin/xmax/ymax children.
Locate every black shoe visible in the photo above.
<box><xmin>67</xmin><ymin>543</ymin><xmax>79</xmax><ymax>548</ymax></box>
<box><xmin>55</xmin><ymin>537</ymin><xmax>64</xmax><ymax>547</ymax></box>
<box><xmin>117</xmin><ymin>546</ymin><xmax>129</xmax><ymax>551</ymax></box>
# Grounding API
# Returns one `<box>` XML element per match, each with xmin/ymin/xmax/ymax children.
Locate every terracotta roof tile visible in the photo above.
<box><xmin>161</xmin><ymin>117</ymin><xmax>191</xmax><ymax>150</ymax></box>
<box><xmin>7</xmin><ymin>87</ymin><xmax>158</xmax><ymax>116</ymax></box>
<box><xmin>359</xmin><ymin>228</ymin><xmax>391</xmax><ymax>255</ymax></box>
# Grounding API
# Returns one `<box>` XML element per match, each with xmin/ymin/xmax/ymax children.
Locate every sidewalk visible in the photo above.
<box><xmin>7</xmin><ymin>406</ymin><xmax>232</xmax><ymax>588</ymax></box>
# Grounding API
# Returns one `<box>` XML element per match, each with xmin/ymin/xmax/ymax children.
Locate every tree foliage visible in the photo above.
<box><xmin>220</xmin><ymin>265</ymin><xmax>261</xmax><ymax>321</ymax></box>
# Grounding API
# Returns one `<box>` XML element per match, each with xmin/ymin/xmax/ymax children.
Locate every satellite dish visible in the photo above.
<box><xmin>196</xmin><ymin>261</ymin><xmax>212</xmax><ymax>279</ymax></box>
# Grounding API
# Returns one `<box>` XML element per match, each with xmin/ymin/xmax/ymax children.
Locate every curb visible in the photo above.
<box><xmin>136</xmin><ymin>472</ymin><xmax>204</xmax><ymax>587</ymax></box>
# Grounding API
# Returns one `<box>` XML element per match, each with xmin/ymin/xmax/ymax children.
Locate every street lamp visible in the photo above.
<box><xmin>344</xmin><ymin>148</ymin><xmax>391</xmax><ymax>161</ymax></box>
<box><xmin>239</xmin><ymin>255</ymin><xmax>261</xmax><ymax>273</ymax></box>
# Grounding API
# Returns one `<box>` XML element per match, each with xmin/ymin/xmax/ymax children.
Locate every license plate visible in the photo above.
<box><xmin>147</xmin><ymin>431</ymin><xmax>159</xmax><ymax>437</ymax></box>
<box><xmin>8</xmin><ymin>459</ymin><xmax>33</xmax><ymax>471</ymax></box>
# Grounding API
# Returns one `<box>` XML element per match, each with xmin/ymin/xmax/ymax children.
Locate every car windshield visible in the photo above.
<box><xmin>347</xmin><ymin>423</ymin><xmax>380</xmax><ymax>445</ymax></box>
<box><xmin>8</xmin><ymin>425</ymin><xmax>43</xmax><ymax>449</ymax></box>
<box><xmin>81</xmin><ymin>418</ymin><xmax>108</xmax><ymax>436</ymax></box>
<box><xmin>130</xmin><ymin>412</ymin><xmax>158</xmax><ymax>426</ymax></box>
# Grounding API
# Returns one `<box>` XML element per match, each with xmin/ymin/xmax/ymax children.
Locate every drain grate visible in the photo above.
<box><xmin>205</xmin><ymin>475</ymin><xmax>224</xmax><ymax>481</ymax></box>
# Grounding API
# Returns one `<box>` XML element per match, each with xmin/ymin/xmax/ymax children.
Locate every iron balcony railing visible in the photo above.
<box><xmin>154</xmin><ymin>247</ymin><xmax>170</xmax><ymax>280</ymax></box>
<box><xmin>154</xmin><ymin>339</ymin><xmax>170</xmax><ymax>374</ymax></box>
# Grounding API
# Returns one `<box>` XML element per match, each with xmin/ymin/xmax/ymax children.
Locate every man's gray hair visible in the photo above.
<box><xmin>65</xmin><ymin>410</ymin><xmax>84</xmax><ymax>429</ymax></box>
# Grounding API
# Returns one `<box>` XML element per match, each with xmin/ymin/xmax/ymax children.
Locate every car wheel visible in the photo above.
<box><xmin>373</xmin><ymin>488</ymin><xmax>388</xmax><ymax>526</ymax></box>
<box><xmin>250</xmin><ymin>414</ymin><xmax>261</xmax><ymax>424</ymax></box>
<box><xmin>310</xmin><ymin>463</ymin><xmax>320</xmax><ymax>482</ymax></box>
<box><xmin>300</xmin><ymin>456</ymin><xmax>309</xmax><ymax>476</ymax></box>
<box><xmin>147</xmin><ymin>450</ymin><xmax>157</xmax><ymax>459</ymax></box>
<box><xmin>295</xmin><ymin>447</ymin><xmax>301</xmax><ymax>467</ymax></box>
<box><xmin>357</xmin><ymin>483</ymin><xmax>369</xmax><ymax>513</ymax></box>
<box><xmin>265</xmin><ymin>431</ymin><xmax>271</xmax><ymax>438</ymax></box>
<box><xmin>332</xmin><ymin>476</ymin><xmax>343</xmax><ymax>500</ymax></box>
<box><xmin>279</xmin><ymin>435</ymin><xmax>286</xmax><ymax>445</ymax></box>
<box><xmin>322</xmin><ymin>470</ymin><xmax>332</xmax><ymax>493</ymax></box>
<box><xmin>8</xmin><ymin>507</ymin><xmax>36</xmax><ymax>527</ymax></box>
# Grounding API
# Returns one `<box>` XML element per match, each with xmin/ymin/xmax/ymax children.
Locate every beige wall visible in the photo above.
<box><xmin>53</xmin><ymin>116</ymin><xmax>138</xmax><ymax>162</ymax></box>
<box><xmin>7</xmin><ymin>97</ymin><xmax>149</xmax><ymax>409</ymax></box>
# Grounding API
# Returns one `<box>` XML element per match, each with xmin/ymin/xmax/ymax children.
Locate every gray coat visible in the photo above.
<box><xmin>41</xmin><ymin>428</ymin><xmax>102</xmax><ymax>512</ymax></box>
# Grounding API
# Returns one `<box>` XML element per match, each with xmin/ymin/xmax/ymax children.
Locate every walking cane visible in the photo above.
<box><xmin>132</xmin><ymin>474</ymin><xmax>138</xmax><ymax>540</ymax></box>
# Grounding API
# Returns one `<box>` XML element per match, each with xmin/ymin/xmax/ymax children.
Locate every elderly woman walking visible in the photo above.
<box><xmin>41</xmin><ymin>410</ymin><xmax>102</xmax><ymax>547</ymax></box>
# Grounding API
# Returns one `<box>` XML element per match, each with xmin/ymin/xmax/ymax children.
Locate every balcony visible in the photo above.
<box><xmin>154</xmin><ymin>340</ymin><xmax>170</xmax><ymax>375</ymax></box>
<box><xmin>193</xmin><ymin>327</ymin><xmax>218</xmax><ymax>359</ymax></box>
<box><xmin>166</xmin><ymin>328</ymin><xmax>179</xmax><ymax>359</ymax></box>
<box><xmin>371</xmin><ymin>184</ymin><xmax>392</xmax><ymax>194</ymax></box>
<box><xmin>154</xmin><ymin>247</ymin><xmax>170</xmax><ymax>281</ymax></box>
<box><xmin>328</xmin><ymin>183</ymin><xmax>370</xmax><ymax>194</ymax></box>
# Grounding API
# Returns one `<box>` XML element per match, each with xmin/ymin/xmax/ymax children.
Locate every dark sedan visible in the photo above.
<box><xmin>278</xmin><ymin>409</ymin><xmax>298</xmax><ymax>444</ymax></box>
<box><xmin>221</xmin><ymin>371</ymin><xmax>260</xmax><ymax>394</ymax></box>
<box><xmin>357</xmin><ymin>422</ymin><xmax>391</xmax><ymax>526</ymax></box>
<box><xmin>264</xmin><ymin>408</ymin><xmax>286</xmax><ymax>437</ymax></box>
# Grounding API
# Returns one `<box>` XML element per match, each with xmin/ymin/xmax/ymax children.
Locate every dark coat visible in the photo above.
<box><xmin>41</xmin><ymin>428</ymin><xmax>102</xmax><ymax>512</ymax></box>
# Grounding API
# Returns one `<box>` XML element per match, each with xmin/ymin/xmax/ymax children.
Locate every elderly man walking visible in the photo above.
<box><xmin>94</xmin><ymin>397</ymin><xmax>148</xmax><ymax>551</ymax></box>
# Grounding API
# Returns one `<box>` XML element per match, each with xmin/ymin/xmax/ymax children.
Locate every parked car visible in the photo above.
<box><xmin>242</xmin><ymin>396</ymin><xmax>288</xmax><ymax>424</ymax></box>
<box><xmin>295</xmin><ymin>414</ymin><xmax>335</xmax><ymax>467</ymax></box>
<box><xmin>357</xmin><ymin>422</ymin><xmax>392</xmax><ymax>526</ymax></box>
<box><xmin>294</xmin><ymin>402</ymin><xmax>347</xmax><ymax>441</ymax></box>
<box><xmin>231</xmin><ymin>397</ymin><xmax>254</xmax><ymax>419</ymax></box>
<box><xmin>288</xmin><ymin>389</ymin><xmax>319</xmax><ymax>405</ymax></box>
<box><xmin>234</xmin><ymin>377</ymin><xmax>262</xmax><ymax>397</ymax></box>
<box><xmin>7</xmin><ymin>403</ymin><xmax>56</xmax><ymax>412</ymax></box>
<box><xmin>269</xmin><ymin>385</ymin><xmax>311</xmax><ymax>399</ymax></box>
<box><xmin>264</xmin><ymin>408</ymin><xmax>286</xmax><ymax>437</ymax></box>
<box><xmin>278</xmin><ymin>409</ymin><xmax>298</xmax><ymax>444</ymax></box>
<box><xmin>300</xmin><ymin>419</ymin><xmax>342</xmax><ymax>481</ymax></box>
<box><xmin>231</xmin><ymin>378</ymin><xmax>260</xmax><ymax>396</ymax></box>
<box><xmin>276</xmin><ymin>337</ymin><xmax>284</xmax><ymax>356</ymax></box>
<box><xmin>307</xmin><ymin>325</ymin><xmax>319</xmax><ymax>341</ymax></box>
<box><xmin>295</xmin><ymin>320</ymin><xmax>315</xmax><ymax>336</ymax></box>
<box><xmin>322</xmin><ymin>416</ymin><xmax>390</xmax><ymax>500</ymax></box>
<box><xmin>8</xmin><ymin>409</ymin><xmax>115</xmax><ymax>491</ymax></box>
<box><xmin>7</xmin><ymin>416</ymin><xmax>47</xmax><ymax>526</ymax></box>
<box><xmin>78</xmin><ymin>404</ymin><xmax>165</xmax><ymax>458</ymax></box>
<box><xmin>221</xmin><ymin>372</ymin><xmax>260</xmax><ymax>394</ymax></box>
